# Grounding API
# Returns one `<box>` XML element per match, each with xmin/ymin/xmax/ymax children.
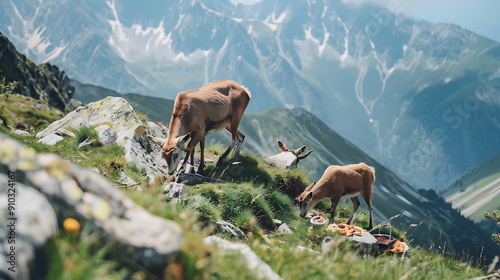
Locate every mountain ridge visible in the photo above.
<box><xmin>2</xmin><ymin>0</ymin><xmax>499</xmax><ymax>191</ymax></box>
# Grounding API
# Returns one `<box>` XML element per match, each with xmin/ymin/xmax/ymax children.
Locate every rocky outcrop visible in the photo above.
<box><xmin>0</xmin><ymin>32</ymin><xmax>80</xmax><ymax>112</ymax></box>
<box><xmin>0</xmin><ymin>133</ymin><xmax>183</xmax><ymax>278</ymax></box>
<box><xmin>36</xmin><ymin>97</ymin><xmax>168</xmax><ymax>180</ymax></box>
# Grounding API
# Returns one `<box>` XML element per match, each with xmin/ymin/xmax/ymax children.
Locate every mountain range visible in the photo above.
<box><xmin>2</xmin><ymin>0</ymin><xmax>500</xmax><ymax>192</ymax></box>
<box><xmin>1</xmin><ymin>26</ymin><xmax>499</xmax><ymax>261</ymax></box>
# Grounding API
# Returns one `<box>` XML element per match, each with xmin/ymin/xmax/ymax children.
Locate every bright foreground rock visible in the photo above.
<box><xmin>0</xmin><ymin>134</ymin><xmax>183</xmax><ymax>279</ymax></box>
<box><xmin>204</xmin><ymin>236</ymin><xmax>282</xmax><ymax>280</ymax></box>
<box><xmin>36</xmin><ymin>97</ymin><xmax>168</xmax><ymax>179</ymax></box>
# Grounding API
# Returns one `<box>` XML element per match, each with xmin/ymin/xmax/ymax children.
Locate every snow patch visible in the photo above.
<box><xmin>396</xmin><ymin>194</ymin><xmax>412</xmax><ymax>205</ymax></box>
<box><xmin>402</xmin><ymin>210</ymin><xmax>414</xmax><ymax>218</ymax></box>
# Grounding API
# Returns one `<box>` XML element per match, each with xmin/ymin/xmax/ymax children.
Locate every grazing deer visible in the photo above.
<box><xmin>148</xmin><ymin>80</ymin><xmax>251</xmax><ymax>175</ymax></box>
<box><xmin>265</xmin><ymin>141</ymin><xmax>312</xmax><ymax>169</ymax></box>
<box><xmin>297</xmin><ymin>163</ymin><xmax>375</xmax><ymax>230</ymax></box>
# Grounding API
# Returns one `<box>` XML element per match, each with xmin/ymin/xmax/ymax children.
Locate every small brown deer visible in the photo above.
<box><xmin>148</xmin><ymin>80</ymin><xmax>251</xmax><ymax>176</ymax></box>
<box><xmin>265</xmin><ymin>141</ymin><xmax>312</xmax><ymax>169</ymax></box>
<box><xmin>297</xmin><ymin>163</ymin><xmax>375</xmax><ymax>229</ymax></box>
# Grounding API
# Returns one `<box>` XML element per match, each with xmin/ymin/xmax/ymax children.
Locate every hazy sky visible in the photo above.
<box><xmin>231</xmin><ymin>0</ymin><xmax>500</xmax><ymax>43</ymax></box>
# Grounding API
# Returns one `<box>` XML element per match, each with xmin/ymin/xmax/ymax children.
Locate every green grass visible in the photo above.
<box><xmin>44</xmin><ymin>226</ymin><xmax>128</xmax><ymax>280</ymax></box>
<box><xmin>0</xmin><ymin>91</ymin><xmax>63</xmax><ymax>131</ymax></box>
<box><xmin>1</xmin><ymin>123</ymin><xmax>490</xmax><ymax>280</ymax></box>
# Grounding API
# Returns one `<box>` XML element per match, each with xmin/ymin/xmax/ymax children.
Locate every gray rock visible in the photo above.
<box><xmin>163</xmin><ymin>182</ymin><xmax>188</xmax><ymax>204</ymax></box>
<box><xmin>277</xmin><ymin>223</ymin><xmax>293</xmax><ymax>235</ymax></box>
<box><xmin>147</xmin><ymin>121</ymin><xmax>168</xmax><ymax>138</ymax></box>
<box><xmin>14</xmin><ymin>130</ymin><xmax>31</xmax><ymax>137</ymax></box>
<box><xmin>273</xmin><ymin>219</ymin><xmax>283</xmax><ymax>226</ymax></box>
<box><xmin>216</xmin><ymin>221</ymin><xmax>247</xmax><ymax>239</ymax></box>
<box><xmin>204</xmin><ymin>236</ymin><xmax>282</xmax><ymax>280</ymax></box>
<box><xmin>36</xmin><ymin>97</ymin><xmax>169</xmax><ymax>180</ymax></box>
<box><xmin>94</xmin><ymin>124</ymin><xmax>117</xmax><ymax>146</ymax></box>
<box><xmin>38</xmin><ymin>133</ymin><xmax>64</xmax><ymax>146</ymax></box>
<box><xmin>55</xmin><ymin>128</ymin><xmax>76</xmax><ymax>138</ymax></box>
<box><xmin>321</xmin><ymin>237</ymin><xmax>335</xmax><ymax>254</ymax></box>
<box><xmin>0</xmin><ymin>134</ymin><xmax>183</xmax><ymax>271</ymax></box>
<box><xmin>78</xmin><ymin>138</ymin><xmax>95</xmax><ymax>148</ymax></box>
<box><xmin>0</xmin><ymin>176</ymin><xmax>57</xmax><ymax>280</ymax></box>
<box><xmin>117</xmin><ymin>171</ymin><xmax>138</xmax><ymax>187</ymax></box>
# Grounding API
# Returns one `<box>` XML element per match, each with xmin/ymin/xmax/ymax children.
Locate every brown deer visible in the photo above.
<box><xmin>265</xmin><ymin>141</ymin><xmax>312</xmax><ymax>169</ymax></box>
<box><xmin>297</xmin><ymin>163</ymin><xmax>375</xmax><ymax>230</ymax></box>
<box><xmin>148</xmin><ymin>80</ymin><xmax>251</xmax><ymax>176</ymax></box>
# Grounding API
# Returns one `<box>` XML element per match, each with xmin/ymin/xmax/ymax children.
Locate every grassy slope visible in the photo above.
<box><xmin>0</xmin><ymin>84</ymin><xmax>65</xmax><ymax>131</ymax></box>
<box><xmin>0</xmin><ymin>126</ymin><xmax>488</xmax><ymax>279</ymax></box>
<box><xmin>72</xmin><ymin>83</ymin><xmax>500</xmax><ymax>262</ymax></box>
<box><xmin>443</xmin><ymin>154</ymin><xmax>500</xmax><ymax>222</ymax></box>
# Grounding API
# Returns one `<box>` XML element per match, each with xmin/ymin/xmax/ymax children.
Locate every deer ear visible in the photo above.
<box><xmin>278</xmin><ymin>141</ymin><xmax>288</xmax><ymax>152</ymax></box>
<box><xmin>298</xmin><ymin>150</ymin><xmax>312</xmax><ymax>160</ymax></box>
<box><xmin>174</xmin><ymin>132</ymin><xmax>191</xmax><ymax>146</ymax></box>
<box><xmin>304</xmin><ymin>182</ymin><xmax>315</xmax><ymax>192</ymax></box>
<box><xmin>305</xmin><ymin>192</ymin><xmax>314</xmax><ymax>200</ymax></box>
<box><xmin>148</xmin><ymin>135</ymin><xmax>166</xmax><ymax>146</ymax></box>
<box><xmin>294</xmin><ymin>145</ymin><xmax>306</xmax><ymax>156</ymax></box>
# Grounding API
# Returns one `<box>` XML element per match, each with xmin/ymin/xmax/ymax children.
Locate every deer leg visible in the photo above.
<box><xmin>177</xmin><ymin>132</ymin><xmax>203</xmax><ymax>176</ymax></box>
<box><xmin>233</xmin><ymin>130</ymin><xmax>245</xmax><ymax>156</ymax></box>
<box><xmin>217</xmin><ymin>126</ymin><xmax>236</xmax><ymax>166</ymax></box>
<box><xmin>190</xmin><ymin>148</ymin><xmax>195</xmax><ymax>166</ymax></box>
<box><xmin>329</xmin><ymin>196</ymin><xmax>341</xmax><ymax>225</ymax></box>
<box><xmin>176</xmin><ymin>150</ymin><xmax>191</xmax><ymax>176</ymax></box>
<box><xmin>347</xmin><ymin>196</ymin><xmax>361</xmax><ymax>225</ymax></box>
<box><xmin>198</xmin><ymin>137</ymin><xmax>206</xmax><ymax>173</ymax></box>
<box><xmin>361</xmin><ymin>189</ymin><xmax>374</xmax><ymax>230</ymax></box>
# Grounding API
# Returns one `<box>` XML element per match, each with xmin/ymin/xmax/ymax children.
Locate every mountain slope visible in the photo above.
<box><xmin>73</xmin><ymin>84</ymin><xmax>500</xmax><ymax>260</ymax></box>
<box><xmin>443</xmin><ymin>154</ymin><xmax>500</xmax><ymax>222</ymax></box>
<box><xmin>2</xmin><ymin>0</ymin><xmax>499</xmax><ymax>191</ymax></box>
<box><xmin>0</xmin><ymin>32</ymin><xmax>80</xmax><ymax>112</ymax></box>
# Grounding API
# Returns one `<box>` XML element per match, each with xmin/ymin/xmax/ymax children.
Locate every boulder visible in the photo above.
<box><xmin>37</xmin><ymin>133</ymin><xmax>63</xmax><ymax>146</ymax></box>
<box><xmin>0</xmin><ymin>176</ymin><xmax>57</xmax><ymax>280</ymax></box>
<box><xmin>94</xmin><ymin>124</ymin><xmax>117</xmax><ymax>146</ymax></box>
<box><xmin>36</xmin><ymin>97</ymin><xmax>168</xmax><ymax>180</ymax></box>
<box><xmin>147</xmin><ymin>121</ymin><xmax>168</xmax><ymax>138</ymax></box>
<box><xmin>216</xmin><ymin>221</ymin><xmax>247</xmax><ymax>239</ymax></box>
<box><xmin>204</xmin><ymin>236</ymin><xmax>282</xmax><ymax>280</ymax></box>
<box><xmin>0</xmin><ymin>134</ymin><xmax>183</xmax><ymax>272</ymax></box>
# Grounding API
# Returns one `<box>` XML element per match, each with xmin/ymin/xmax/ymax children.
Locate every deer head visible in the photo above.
<box><xmin>148</xmin><ymin>133</ymin><xmax>191</xmax><ymax>175</ymax></box>
<box><xmin>265</xmin><ymin>141</ymin><xmax>313</xmax><ymax>169</ymax></box>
